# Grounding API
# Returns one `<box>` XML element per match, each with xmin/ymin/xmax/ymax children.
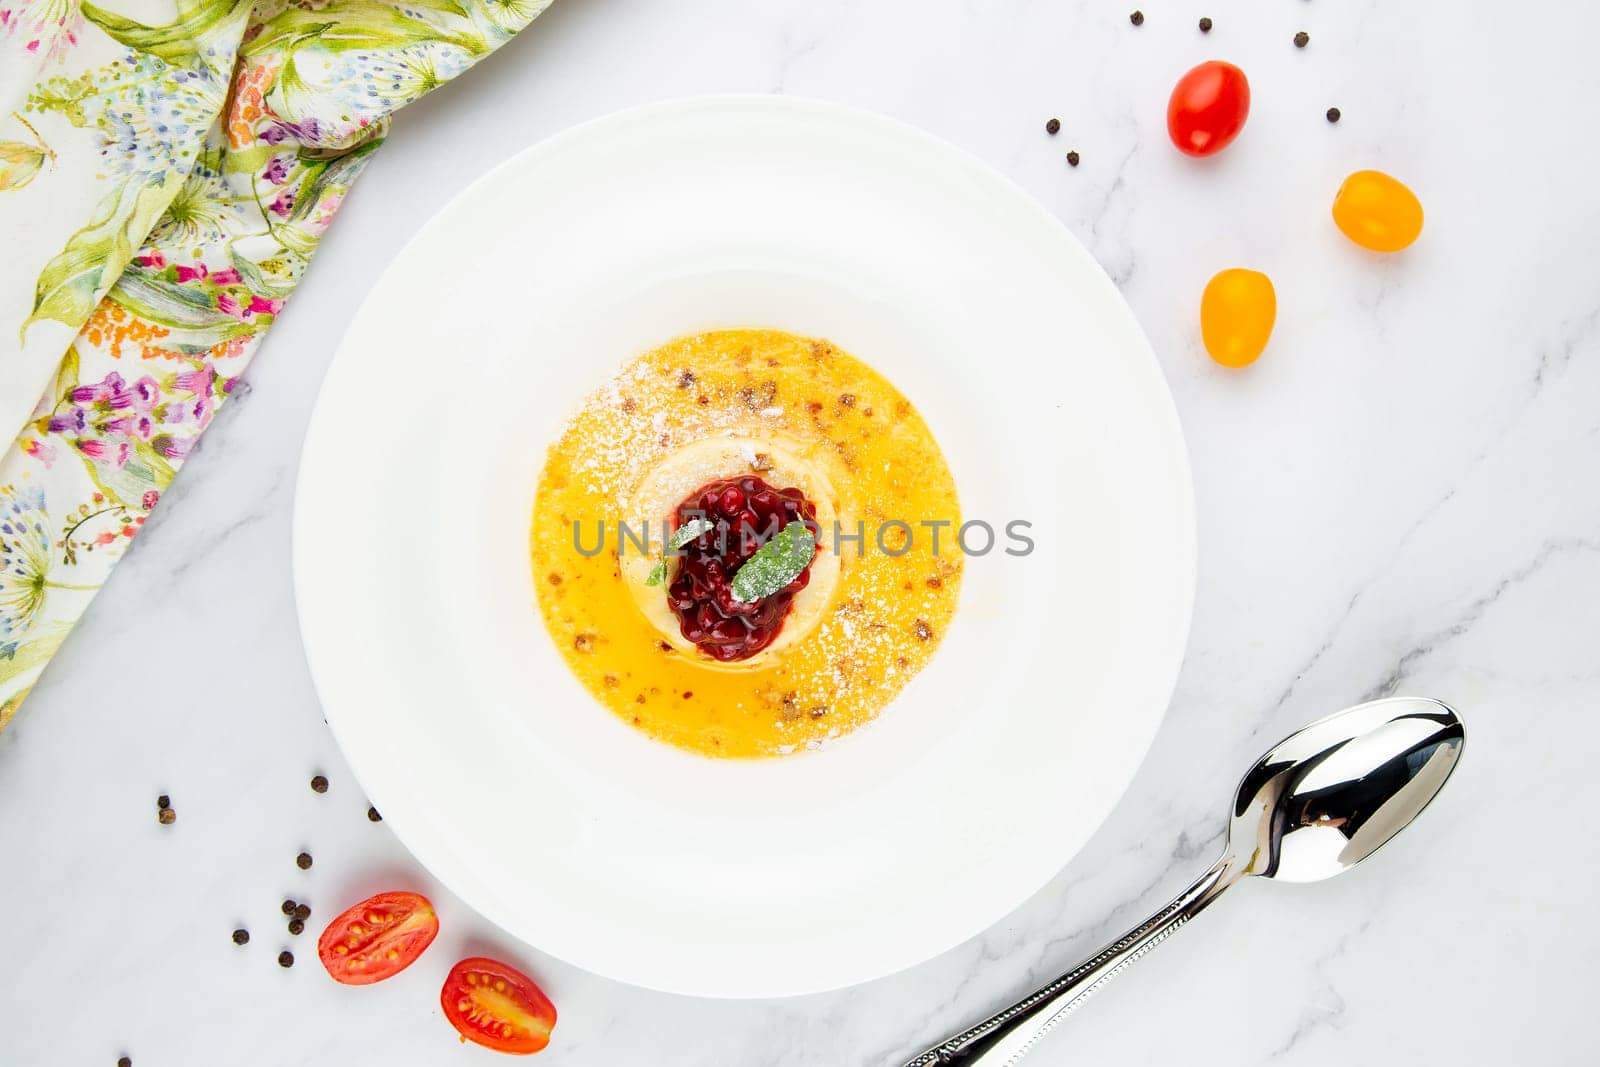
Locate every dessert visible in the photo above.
<box><xmin>530</xmin><ymin>329</ymin><xmax>961</xmax><ymax>757</ymax></box>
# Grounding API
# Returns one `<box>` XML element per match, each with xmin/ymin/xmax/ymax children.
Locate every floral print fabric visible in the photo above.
<box><xmin>0</xmin><ymin>0</ymin><xmax>553</xmax><ymax>727</ymax></box>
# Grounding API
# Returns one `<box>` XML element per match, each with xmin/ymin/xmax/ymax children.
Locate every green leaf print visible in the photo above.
<box><xmin>82</xmin><ymin>0</ymin><xmax>253</xmax><ymax>68</ymax></box>
<box><xmin>0</xmin><ymin>143</ymin><xmax>48</xmax><ymax>192</ymax></box>
<box><xmin>22</xmin><ymin>181</ymin><xmax>173</xmax><ymax>339</ymax></box>
<box><xmin>77</xmin><ymin>439</ymin><xmax>176</xmax><ymax>511</ymax></box>
<box><xmin>111</xmin><ymin>271</ymin><xmax>257</xmax><ymax>345</ymax></box>
<box><xmin>227</xmin><ymin>247</ymin><xmax>301</xmax><ymax>300</ymax></box>
<box><xmin>50</xmin><ymin>349</ymin><xmax>81</xmax><ymax>408</ymax></box>
<box><xmin>0</xmin><ymin>114</ymin><xmax>56</xmax><ymax>192</ymax></box>
<box><xmin>245</xmin><ymin>1</ymin><xmax>488</xmax><ymax>60</ymax></box>
<box><xmin>0</xmin><ymin>626</ymin><xmax>70</xmax><ymax>691</ymax></box>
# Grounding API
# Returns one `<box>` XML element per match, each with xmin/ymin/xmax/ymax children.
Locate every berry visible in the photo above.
<box><xmin>666</xmin><ymin>476</ymin><xmax>817</xmax><ymax>661</ymax></box>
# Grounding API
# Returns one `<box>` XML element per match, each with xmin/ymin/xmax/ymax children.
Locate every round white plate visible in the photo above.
<box><xmin>294</xmin><ymin>96</ymin><xmax>1194</xmax><ymax>998</ymax></box>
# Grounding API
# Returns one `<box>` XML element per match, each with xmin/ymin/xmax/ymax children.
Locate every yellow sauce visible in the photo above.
<box><xmin>530</xmin><ymin>329</ymin><xmax>961</xmax><ymax>757</ymax></box>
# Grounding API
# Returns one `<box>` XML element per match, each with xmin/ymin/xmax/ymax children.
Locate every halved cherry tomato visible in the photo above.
<box><xmin>441</xmin><ymin>957</ymin><xmax>557</xmax><ymax>1055</ymax></box>
<box><xmin>1167</xmin><ymin>61</ymin><xmax>1251</xmax><ymax>157</ymax></box>
<box><xmin>316</xmin><ymin>890</ymin><xmax>439</xmax><ymax>985</ymax></box>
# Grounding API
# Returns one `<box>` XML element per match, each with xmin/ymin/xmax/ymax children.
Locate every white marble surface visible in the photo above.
<box><xmin>3</xmin><ymin>0</ymin><xmax>1598</xmax><ymax>1063</ymax></box>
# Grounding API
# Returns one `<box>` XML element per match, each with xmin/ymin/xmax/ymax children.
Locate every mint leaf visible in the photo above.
<box><xmin>730</xmin><ymin>520</ymin><xmax>816</xmax><ymax>603</ymax></box>
<box><xmin>645</xmin><ymin>519</ymin><xmax>712</xmax><ymax>589</ymax></box>
<box><xmin>668</xmin><ymin>517</ymin><xmax>712</xmax><ymax>550</ymax></box>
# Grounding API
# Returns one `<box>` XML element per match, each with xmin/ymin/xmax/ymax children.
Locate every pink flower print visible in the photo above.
<box><xmin>22</xmin><ymin>439</ymin><xmax>57</xmax><ymax>467</ymax></box>
<box><xmin>268</xmin><ymin>190</ymin><xmax>295</xmax><ymax>218</ymax></box>
<box><xmin>303</xmin><ymin>192</ymin><xmax>344</xmax><ymax>237</ymax></box>
<box><xmin>216</xmin><ymin>291</ymin><xmax>243</xmax><ymax>317</ymax></box>
<box><xmin>46</xmin><ymin>407</ymin><xmax>86</xmax><ymax>434</ymax></box>
<box><xmin>142</xmin><ymin>490</ymin><xmax>160</xmax><ymax>511</ymax></box>
<box><xmin>101</xmin><ymin>375</ymin><xmax>135</xmax><ymax>411</ymax></box>
<box><xmin>174</xmin><ymin>366</ymin><xmax>215</xmax><ymax>395</ymax></box>
<box><xmin>77</xmin><ymin>440</ymin><xmax>131</xmax><ymax>468</ymax></box>
<box><xmin>153</xmin><ymin>435</ymin><xmax>193</xmax><ymax>460</ymax></box>
<box><xmin>189</xmin><ymin>394</ymin><xmax>214</xmax><ymax>429</ymax></box>
<box><xmin>247</xmin><ymin>295</ymin><xmax>282</xmax><ymax>316</ymax></box>
<box><xmin>209</xmin><ymin>267</ymin><xmax>241</xmax><ymax>286</ymax></box>
<box><xmin>262</xmin><ymin>155</ymin><xmax>291</xmax><ymax>185</ymax></box>
<box><xmin>94</xmin><ymin>531</ymin><xmax>117</xmax><ymax>546</ymax></box>
<box><xmin>133</xmin><ymin>251</ymin><xmax>167</xmax><ymax>268</ymax></box>
<box><xmin>132</xmin><ymin>376</ymin><xmax>160</xmax><ymax>411</ymax></box>
<box><xmin>174</xmin><ymin>263</ymin><xmax>209</xmax><ymax>283</ymax></box>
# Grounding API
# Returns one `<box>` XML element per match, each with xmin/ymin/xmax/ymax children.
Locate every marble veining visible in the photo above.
<box><xmin>2</xmin><ymin>0</ymin><xmax>1597</xmax><ymax>1064</ymax></box>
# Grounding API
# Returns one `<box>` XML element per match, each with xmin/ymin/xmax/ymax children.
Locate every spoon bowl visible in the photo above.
<box><xmin>1229</xmin><ymin>696</ymin><xmax>1465</xmax><ymax>883</ymax></box>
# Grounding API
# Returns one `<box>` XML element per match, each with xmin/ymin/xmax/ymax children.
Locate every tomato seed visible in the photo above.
<box><xmin>288</xmin><ymin>918</ymin><xmax>305</xmax><ymax>935</ymax></box>
<box><xmin>310</xmin><ymin>775</ymin><xmax>328</xmax><ymax>794</ymax></box>
<box><xmin>278</xmin><ymin>951</ymin><xmax>294</xmax><ymax>968</ymax></box>
<box><xmin>282</xmin><ymin>898</ymin><xmax>297</xmax><ymax>916</ymax></box>
<box><xmin>232</xmin><ymin>928</ymin><xmax>249</xmax><ymax>945</ymax></box>
<box><xmin>157</xmin><ymin>807</ymin><xmax>176</xmax><ymax>825</ymax></box>
<box><xmin>367</xmin><ymin>806</ymin><xmax>382</xmax><ymax>822</ymax></box>
<box><xmin>296</xmin><ymin>851</ymin><xmax>313</xmax><ymax>870</ymax></box>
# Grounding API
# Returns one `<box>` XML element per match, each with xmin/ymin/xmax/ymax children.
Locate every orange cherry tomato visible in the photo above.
<box><xmin>1201</xmin><ymin>268</ymin><xmax>1276</xmax><ymax>367</ymax></box>
<box><xmin>1167</xmin><ymin>61</ymin><xmax>1250</xmax><ymax>157</ymax></box>
<box><xmin>316</xmin><ymin>890</ymin><xmax>439</xmax><ymax>985</ymax></box>
<box><xmin>441</xmin><ymin>956</ymin><xmax>558</xmax><ymax>1055</ymax></box>
<box><xmin>1332</xmin><ymin>169</ymin><xmax>1423</xmax><ymax>252</ymax></box>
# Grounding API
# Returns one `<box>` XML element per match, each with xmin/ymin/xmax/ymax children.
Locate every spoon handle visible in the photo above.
<box><xmin>895</xmin><ymin>855</ymin><xmax>1237</xmax><ymax>1067</ymax></box>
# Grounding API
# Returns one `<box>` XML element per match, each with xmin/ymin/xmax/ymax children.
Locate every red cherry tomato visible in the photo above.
<box><xmin>1167</xmin><ymin>61</ymin><xmax>1250</xmax><ymax>157</ymax></box>
<box><xmin>316</xmin><ymin>890</ymin><xmax>439</xmax><ymax>985</ymax></box>
<box><xmin>441</xmin><ymin>956</ymin><xmax>557</xmax><ymax>1055</ymax></box>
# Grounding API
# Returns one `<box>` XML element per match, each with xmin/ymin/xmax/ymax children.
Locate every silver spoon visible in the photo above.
<box><xmin>897</xmin><ymin>696</ymin><xmax>1465</xmax><ymax>1066</ymax></box>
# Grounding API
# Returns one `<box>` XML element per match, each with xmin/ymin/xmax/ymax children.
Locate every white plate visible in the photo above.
<box><xmin>294</xmin><ymin>96</ymin><xmax>1194</xmax><ymax>998</ymax></box>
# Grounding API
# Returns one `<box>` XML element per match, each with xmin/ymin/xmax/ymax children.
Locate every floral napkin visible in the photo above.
<box><xmin>0</xmin><ymin>0</ymin><xmax>552</xmax><ymax>727</ymax></box>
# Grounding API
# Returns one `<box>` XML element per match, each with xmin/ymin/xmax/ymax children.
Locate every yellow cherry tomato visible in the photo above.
<box><xmin>1332</xmin><ymin>169</ymin><xmax>1424</xmax><ymax>252</ymax></box>
<box><xmin>1201</xmin><ymin>268</ymin><xmax>1276</xmax><ymax>368</ymax></box>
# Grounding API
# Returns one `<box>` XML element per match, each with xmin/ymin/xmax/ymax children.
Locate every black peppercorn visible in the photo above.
<box><xmin>1129</xmin><ymin>10</ymin><xmax>1144</xmax><ymax>26</ymax></box>
<box><xmin>1294</xmin><ymin>31</ymin><xmax>1309</xmax><ymax>48</ymax></box>
<box><xmin>232</xmin><ymin>928</ymin><xmax>249</xmax><ymax>946</ymax></box>
<box><xmin>1066</xmin><ymin>150</ymin><xmax>1081</xmax><ymax>167</ymax></box>
<box><xmin>296</xmin><ymin>851</ymin><xmax>313</xmax><ymax>870</ymax></box>
<box><xmin>281</xmin><ymin>898</ymin><xmax>297</xmax><ymax>916</ymax></box>
<box><xmin>1326</xmin><ymin>107</ymin><xmax>1341</xmax><ymax>123</ymax></box>
<box><xmin>278</xmin><ymin>950</ymin><xmax>294</xmax><ymax>968</ymax></box>
<box><xmin>294</xmin><ymin>903</ymin><xmax>311</xmax><ymax>921</ymax></box>
<box><xmin>118</xmin><ymin>1058</ymin><xmax>131</xmax><ymax>1067</ymax></box>
<box><xmin>156</xmin><ymin>794</ymin><xmax>169</xmax><ymax>810</ymax></box>
<box><xmin>1045</xmin><ymin>118</ymin><xmax>1060</xmax><ymax>136</ymax></box>
<box><xmin>367</xmin><ymin>806</ymin><xmax>382</xmax><ymax>822</ymax></box>
<box><xmin>310</xmin><ymin>775</ymin><xmax>328</xmax><ymax>794</ymax></box>
<box><xmin>1199</xmin><ymin>16</ymin><xmax>1212</xmax><ymax>32</ymax></box>
<box><xmin>288</xmin><ymin>918</ymin><xmax>305</xmax><ymax>935</ymax></box>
